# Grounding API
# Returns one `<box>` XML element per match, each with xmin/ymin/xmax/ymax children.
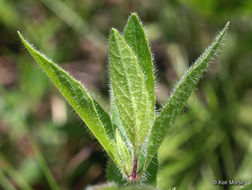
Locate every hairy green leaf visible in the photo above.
<box><xmin>115</xmin><ymin>129</ymin><xmax>133</xmax><ymax>175</ymax></box>
<box><xmin>110</xmin><ymin>91</ymin><xmax>129</xmax><ymax>144</ymax></box>
<box><xmin>107</xmin><ymin>159</ymin><xmax>128</xmax><ymax>186</ymax></box>
<box><xmin>109</xmin><ymin>28</ymin><xmax>150</xmax><ymax>153</ymax></box>
<box><xmin>124</xmin><ymin>13</ymin><xmax>155</xmax><ymax>122</ymax></box>
<box><xmin>93</xmin><ymin>99</ymin><xmax>114</xmax><ymax>139</ymax></box>
<box><xmin>110</xmin><ymin>92</ymin><xmax>134</xmax><ymax>177</ymax></box>
<box><xmin>140</xmin><ymin>154</ymin><xmax>158</xmax><ymax>186</ymax></box>
<box><xmin>144</xmin><ymin>22</ymin><xmax>230</xmax><ymax>170</ymax></box>
<box><xmin>18</xmin><ymin>31</ymin><xmax>121</xmax><ymax>170</ymax></box>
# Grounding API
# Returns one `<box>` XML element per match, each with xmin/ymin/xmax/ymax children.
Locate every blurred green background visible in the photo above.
<box><xmin>0</xmin><ymin>0</ymin><xmax>252</xmax><ymax>189</ymax></box>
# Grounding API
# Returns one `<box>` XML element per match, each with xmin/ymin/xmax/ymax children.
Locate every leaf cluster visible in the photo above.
<box><xmin>18</xmin><ymin>13</ymin><xmax>229</xmax><ymax>187</ymax></box>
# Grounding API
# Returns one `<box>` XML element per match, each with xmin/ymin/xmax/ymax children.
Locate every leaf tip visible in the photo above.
<box><xmin>223</xmin><ymin>21</ymin><xmax>230</xmax><ymax>32</ymax></box>
<box><xmin>17</xmin><ymin>31</ymin><xmax>30</xmax><ymax>48</ymax></box>
<box><xmin>128</xmin><ymin>12</ymin><xmax>141</xmax><ymax>25</ymax></box>
<box><xmin>218</xmin><ymin>22</ymin><xmax>230</xmax><ymax>39</ymax></box>
<box><xmin>110</xmin><ymin>28</ymin><xmax>122</xmax><ymax>42</ymax></box>
<box><xmin>17</xmin><ymin>30</ymin><xmax>23</xmax><ymax>40</ymax></box>
<box><xmin>110</xmin><ymin>28</ymin><xmax>119</xmax><ymax>36</ymax></box>
<box><xmin>130</xmin><ymin>12</ymin><xmax>138</xmax><ymax>19</ymax></box>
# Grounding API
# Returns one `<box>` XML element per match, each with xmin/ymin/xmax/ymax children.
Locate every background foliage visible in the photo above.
<box><xmin>0</xmin><ymin>0</ymin><xmax>252</xmax><ymax>189</ymax></box>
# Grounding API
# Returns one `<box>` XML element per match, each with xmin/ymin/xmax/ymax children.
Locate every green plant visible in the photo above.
<box><xmin>18</xmin><ymin>13</ymin><xmax>229</xmax><ymax>188</ymax></box>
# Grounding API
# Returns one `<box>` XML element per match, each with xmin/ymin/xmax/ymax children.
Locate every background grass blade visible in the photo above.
<box><xmin>109</xmin><ymin>28</ymin><xmax>150</xmax><ymax>153</ymax></box>
<box><xmin>0</xmin><ymin>82</ymin><xmax>58</xmax><ymax>190</ymax></box>
<box><xmin>39</xmin><ymin>0</ymin><xmax>106</xmax><ymax>52</ymax></box>
<box><xmin>0</xmin><ymin>153</ymin><xmax>33</xmax><ymax>190</ymax></box>
<box><xmin>17</xmin><ymin>32</ymin><xmax>121</xmax><ymax>170</ymax></box>
<box><xmin>0</xmin><ymin>169</ymin><xmax>17</xmax><ymax>190</ymax></box>
<box><xmin>124</xmin><ymin>13</ymin><xmax>155</xmax><ymax>122</ymax></box>
<box><xmin>144</xmin><ymin>22</ymin><xmax>230</xmax><ymax>171</ymax></box>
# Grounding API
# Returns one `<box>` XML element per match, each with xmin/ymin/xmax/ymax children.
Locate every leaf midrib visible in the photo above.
<box><xmin>112</xmin><ymin>31</ymin><xmax>150</xmax><ymax>151</ymax></box>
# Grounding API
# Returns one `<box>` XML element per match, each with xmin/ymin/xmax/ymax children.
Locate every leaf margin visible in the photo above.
<box><xmin>109</xmin><ymin>28</ymin><xmax>151</xmax><ymax>153</ymax></box>
<box><xmin>143</xmin><ymin>21</ymin><xmax>230</xmax><ymax>172</ymax></box>
<box><xmin>17</xmin><ymin>31</ymin><xmax>122</xmax><ymax>170</ymax></box>
<box><xmin>124</xmin><ymin>12</ymin><xmax>155</xmax><ymax>122</ymax></box>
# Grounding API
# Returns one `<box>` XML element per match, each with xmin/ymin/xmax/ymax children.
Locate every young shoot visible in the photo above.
<box><xmin>18</xmin><ymin>13</ymin><xmax>229</xmax><ymax>188</ymax></box>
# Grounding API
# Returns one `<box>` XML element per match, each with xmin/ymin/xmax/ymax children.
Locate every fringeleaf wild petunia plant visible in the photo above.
<box><xmin>18</xmin><ymin>13</ymin><xmax>229</xmax><ymax>189</ymax></box>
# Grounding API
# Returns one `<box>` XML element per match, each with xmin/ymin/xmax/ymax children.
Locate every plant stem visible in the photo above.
<box><xmin>129</xmin><ymin>158</ymin><xmax>139</xmax><ymax>184</ymax></box>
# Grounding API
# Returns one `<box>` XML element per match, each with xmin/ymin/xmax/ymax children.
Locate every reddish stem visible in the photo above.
<box><xmin>128</xmin><ymin>158</ymin><xmax>139</xmax><ymax>183</ymax></box>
